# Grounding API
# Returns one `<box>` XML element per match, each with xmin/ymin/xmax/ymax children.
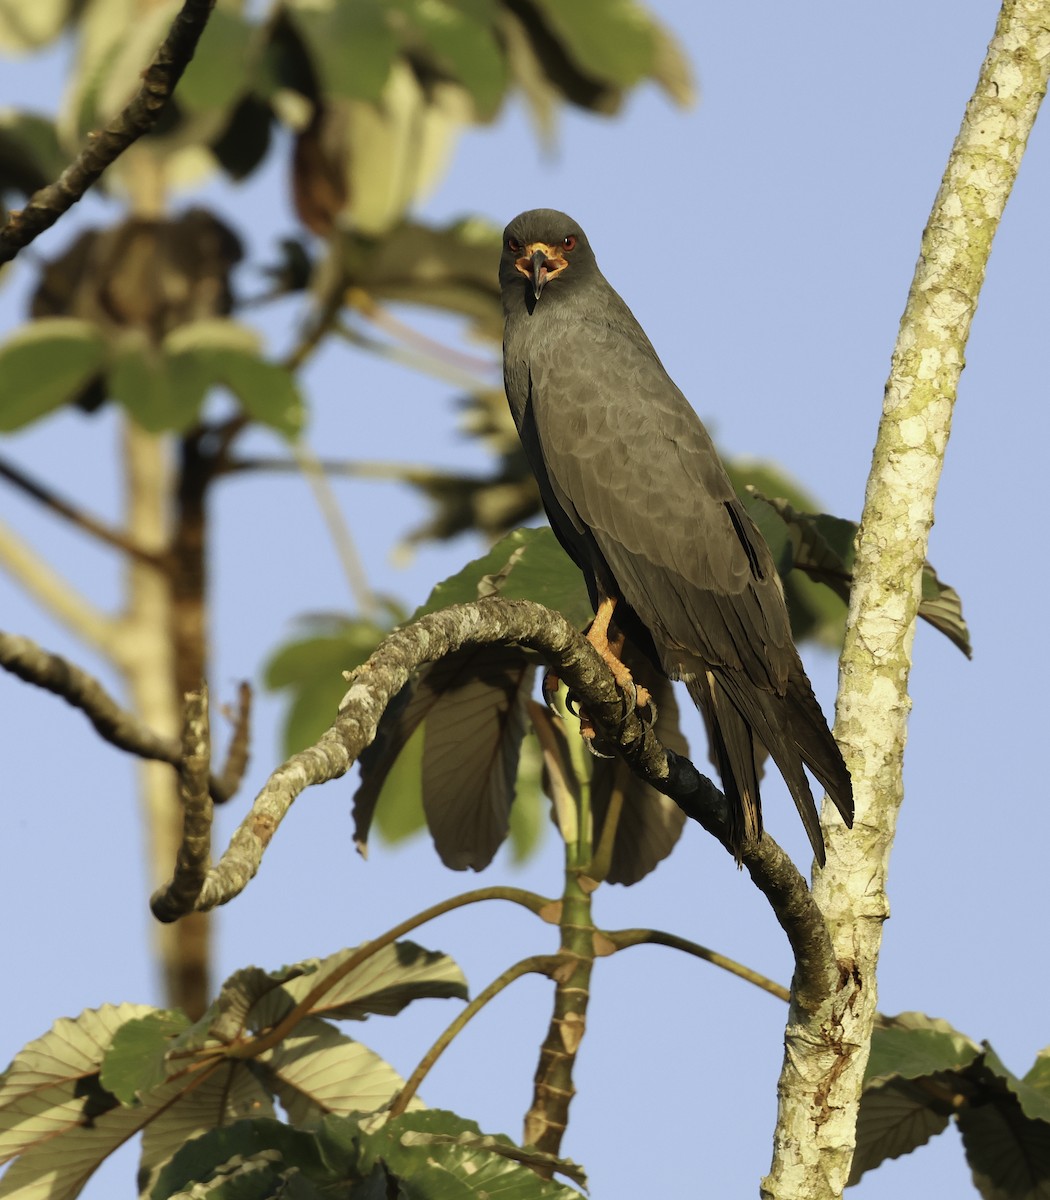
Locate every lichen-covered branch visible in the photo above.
<box><xmin>149</xmin><ymin>596</ymin><xmax>836</xmax><ymax>1017</ymax></box>
<box><xmin>0</xmin><ymin>630</ymin><xmax>238</xmax><ymax>802</ymax></box>
<box><xmin>763</xmin><ymin>4</ymin><xmax>1050</xmax><ymax>1196</ymax></box>
<box><xmin>0</xmin><ymin>0</ymin><xmax>217</xmax><ymax>263</ymax></box>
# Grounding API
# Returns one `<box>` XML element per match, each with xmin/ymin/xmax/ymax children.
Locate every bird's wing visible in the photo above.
<box><xmin>527</xmin><ymin>313</ymin><xmax>794</xmax><ymax>691</ymax></box>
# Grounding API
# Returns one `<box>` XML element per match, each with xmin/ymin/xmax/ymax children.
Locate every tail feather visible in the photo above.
<box><xmin>687</xmin><ymin>664</ymin><xmax>852</xmax><ymax>867</ymax></box>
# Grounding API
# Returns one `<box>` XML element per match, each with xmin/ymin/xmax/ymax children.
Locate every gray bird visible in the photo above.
<box><xmin>499</xmin><ymin>208</ymin><xmax>853</xmax><ymax>864</ymax></box>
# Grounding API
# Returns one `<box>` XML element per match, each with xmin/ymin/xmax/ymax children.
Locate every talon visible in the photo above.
<box><xmin>541</xmin><ymin>669</ymin><xmax>562</xmax><ymax>714</ymax></box>
<box><xmin>565</xmin><ymin>691</ymin><xmax>583</xmax><ymax>719</ymax></box>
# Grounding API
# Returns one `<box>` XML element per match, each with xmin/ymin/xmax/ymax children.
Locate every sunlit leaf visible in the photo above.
<box><xmin>0</xmin><ymin>0</ymin><xmax>72</xmax><ymax>51</ymax></box>
<box><xmin>256</xmin><ymin>1018</ymin><xmax>423</xmax><ymax>1126</ymax></box>
<box><xmin>109</xmin><ymin>333</ymin><xmax>207</xmax><ymax>433</ymax></box>
<box><xmin>412</xmin><ymin>526</ymin><xmax>592</xmax><ymax>629</ymax></box>
<box><xmin>0</xmin><ymin>319</ymin><xmax>107</xmax><ymax>431</ymax></box>
<box><xmin>865</xmin><ymin>1012</ymin><xmax>981</xmax><ymax>1086</ymax></box>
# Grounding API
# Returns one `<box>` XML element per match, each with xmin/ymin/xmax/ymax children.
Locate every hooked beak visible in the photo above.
<box><xmin>514</xmin><ymin>242</ymin><xmax>569</xmax><ymax>300</ymax></box>
<box><xmin>529</xmin><ymin>248</ymin><xmax>548</xmax><ymax>299</ymax></box>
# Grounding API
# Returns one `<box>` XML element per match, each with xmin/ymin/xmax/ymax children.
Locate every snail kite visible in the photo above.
<box><xmin>499</xmin><ymin>208</ymin><xmax>853</xmax><ymax>864</ymax></box>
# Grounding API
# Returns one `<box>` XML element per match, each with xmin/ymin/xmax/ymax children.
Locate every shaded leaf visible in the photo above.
<box><xmin>849</xmin><ymin>1073</ymin><xmax>957</xmax><ymax>1186</ymax></box>
<box><xmin>528</xmin><ymin>0</ymin><xmax>654</xmax><ymax>88</ymax></box>
<box><xmin>339</xmin><ymin>218</ymin><xmax>502</xmax><ymax>340</ymax></box>
<box><xmin>100</xmin><ymin>1010</ymin><xmax>191</xmax><ymax>1104</ymax></box>
<box><xmin>421</xmin><ymin>645</ymin><xmax>536</xmax><ymax>871</ymax></box>
<box><xmin>339</xmin><ymin>1109</ymin><xmax>585</xmax><ymax>1198</ymax></box>
<box><xmin>393</xmin><ymin>0</ymin><xmax>506</xmax><ymax>120</ymax></box>
<box><xmin>151</xmin><ymin>1119</ymin><xmax>328</xmax><ymax>1200</ymax></box>
<box><xmin>747</xmin><ymin>493</ymin><xmax>972</xmax><ymax>657</ymax></box>
<box><xmin>287</xmin><ymin>0</ymin><xmax>397</xmax><ymax>103</ymax></box>
<box><xmin>589</xmin><ymin>645</ymin><xmax>688</xmax><ymax>885</ymax></box>
<box><xmin>959</xmin><ymin>1084</ymin><xmax>1050</xmax><ymax>1200</ymax></box>
<box><xmin>0</xmin><ymin>111</ymin><xmax>65</xmax><ymax>201</ymax></box>
<box><xmin>177</xmin><ymin>8</ymin><xmax>255</xmax><ymax>115</ymax></box>
<box><xmin>0</xmin><ymin>319</ymin><xmax>107</xmax><ymax>431</ymax></box>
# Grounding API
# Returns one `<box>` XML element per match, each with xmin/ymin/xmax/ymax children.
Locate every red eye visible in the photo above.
<box><xmin>507</xmin><ymin>237</ymin><xmax>523</xmax><ymax>254</ymax></box>
<box><xmin>562</xmin><ymin>235</ymin><xmax>577</xmax><ymax>251</ymax></box>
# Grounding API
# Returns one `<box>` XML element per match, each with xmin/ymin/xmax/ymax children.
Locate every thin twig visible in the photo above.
<box><xmin>600</xmin><ymin>928</ymin><xmax>790</xmax><ymax>1002</ymax></box>
<box><xmin>149</xmin><ymin>598</ymin><xmax>836</xmax><ymax>1015</ymax></box>
<box><xmin>389</xmin><ymin>955</ymin><xmax>561</xmax><ymax>1117</ymax></box>
<box><xmin>216</xmin><ymin>681</ymin><xmax>251</xmax><ymax>802</ymax></box>
<box><xmin>153</xmin><ymin>686</ymin><xmax>214</xmax><ymax>922</ymax></box>
<box><xmin>0</xmin><ymin>453</ymin><xmax>162</xmax><ymax>565</ymax></box>
<box><xmin>222</xmin><ymin>887</ymin><xmax>555</xmax><ymax>1057</ymax></box>
<box><xmin>0</xmin><ymin>524</ymin><xmax>119</xmax><ymax>653</ymax></box>
<box><xmin>0</xmin><ymin>631</ymin><xmax>232</xmax><ymax>801</ymax></box>
<box><xmin>0</xmin><ymin>0</ymin><xmax>218</xmax><ymax>263</ymax></box>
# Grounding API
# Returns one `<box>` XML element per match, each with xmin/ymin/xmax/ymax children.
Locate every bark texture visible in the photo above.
<box><xmin>763</xmin><ymin>4</ymin><xmax>1050</xmax><ymax>1195</ymax></box>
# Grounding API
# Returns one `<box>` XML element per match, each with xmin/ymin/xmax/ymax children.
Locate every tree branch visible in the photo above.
<box><xmin>0</xmin><ymin>522</ymin><xmax>119</xmax><ymax>653</ymax></box>
<box><xmin>763</xmin><ymin>3</ymin><xmax>1050</xmax><ymax>1195</ymax></box>
<box><xmin>0</xmin><ymin>630</ymin><xmax>235</xmax><ymax>802</ymax></box>
<box><xmin>599</xmin><ymin>928</ymin><xmax>790</xmax><ymax>1003</ymax></box>
<box><xmin>0</xmin><ymin>452</ymin><xmax>162</xmax><ymax>565</ymax></box>
<box><xmin>148</xmin><ymin>597</ymin><xmax>837</xmax><ymax>1015</ymax></box>
<box><xmin>0</xmin><ymin>0</ymin><xmax>217</xmax><ymax>264</ymax></box>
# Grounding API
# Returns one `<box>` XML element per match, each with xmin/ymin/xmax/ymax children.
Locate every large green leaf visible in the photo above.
<box><xmin>391</xmin><ymin>0</ymin><xmax>506</xmax><ymax>120</ymax></box>
<box><xmin>0</xmin><ymin>319</ymin><xmax>107</xmax><ymax>432</ymax></box>
<box><xmin>746</xmin><ymin>493</ymin><xmax>973</xmax><ymax>657</ymax></box>
<box><xmin>164</xmin><ymin>319</ymin><xmax>305</xmax><ymax>437</ymax></box>
<box><xmin>177</xmin><ymin>7</ymin><xmax>256</xmax><ymax>115</ymax></box>
<box><xmin>264</xmin><ymin>615</ymin><xmax>398</xmax><ymax>758</ymax></box>
<box><xmin>412</xmin><ymin>526</ymin><xmax>592</xmax><ymax>629</ymax></box>
<box><xmin>322</xmin><ymin>1109</ymin><xmax>585</xmax><ymax>1199</ymax></box>
<box><xmin>865</xmin><ymin>1012</ymin><xmax>982</xmax><ymax>1086</ymax></box>
<box><xmin>286</xmin><ymin>0</ymin><xmax>397</xmax><ymax>103</ymax></box>
<box><xmin>109</xmin><ymin>333</ymin><xmax>210</xmax><ymax>433</ymax></box>
<box><xmin>528</xmin><ymin>0</ymin><xmax>654</xmax><ymax>87</ymax></box>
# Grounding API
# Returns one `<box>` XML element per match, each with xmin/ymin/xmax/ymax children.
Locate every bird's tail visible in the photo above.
<box><xmin>687</xmin><ymin>672</ymin><xmax>762</xmax><ymax>860</ymax></box>
<box><xmin>687</xmin><ymin>665</ymin><xmax>852</xmax><ymax>867</ymax></box>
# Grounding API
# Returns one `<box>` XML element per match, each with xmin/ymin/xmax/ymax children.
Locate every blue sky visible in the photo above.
<box><xmin>2</xmin><ymin>1</ymin><xmax>1048</xmax><ymax>1195</ymax></box>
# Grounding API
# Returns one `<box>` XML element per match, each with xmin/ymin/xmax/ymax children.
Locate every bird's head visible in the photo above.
<box><xmin>499</xmin><ymin>209</ymin><xmax>596</xmax><ymax>313</ymax></box>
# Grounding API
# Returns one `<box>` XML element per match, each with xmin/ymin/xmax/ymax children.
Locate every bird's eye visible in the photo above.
<box><xmin>562</xmin><ymin>235</ymin><xmax>577</xmax><ymax>251</ymax></box>
<box><xmin>507</xmin><ymin>237</ymin><xmax>523</xmax><ymax>254</ymax></box>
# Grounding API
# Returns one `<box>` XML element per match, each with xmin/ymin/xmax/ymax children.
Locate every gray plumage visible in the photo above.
<box><xmin>499</xmin><ymin>208</ymin><xmax>853</xmax><ymax>864</ymax></box>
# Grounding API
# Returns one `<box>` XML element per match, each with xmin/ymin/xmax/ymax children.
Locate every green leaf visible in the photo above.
<box><xmin>287</xmin><ymin>0</ymin><xmax>397</xmax><ymax>103</ymax></box>
<box><xmin>865</xmin><ymin>1013</ymin><xmax>981</xmax><ymax>1086</ymax></box>
<box><xmin>748</xmin><ymin>493</ymin><xmax>973</xmax><ymax>658</ymax></box>
<box><xmin>109</xmin><ymin>332</ymin><xmax>210</xmax><ymax>433</ymax></box>
<box><xmin>1024</xmin><ymin>1050</ymin><xmax>1050</xmax><ymax>1104</ymax></box>
<box><xmin>391</xmin><ymin>0</ymin><xmax>505</xmax><ymax>119</ymax></box>
<box><xmin>528</xmin><ymin>0</ymin><xmax>655</xmax><ymax>87</ymax></box>
<box><xmin>981</xmin><ymin>1046</ymin><xmax>1050</xmax><ymax>1126</ymax></box>
<box><xmin>255</xmin><ymin>1017</ymin><xmax>423</xmax><ymax>1127</ymax></box>
<box><xmin>247</xmin><ymin>941</ymin><xmax>468</xmax><ymax>1027</ymax></box>
<box><xmin>343</xmin><ymin>1109</ymin><xmax>585</xmax><ymax>1198</ymax></box>
<box><xmin>0</xmin><ymin>0</ymin><xmax>71</xmax><ymax>50</ymax></box>
<box><xmin>101</xmin><ymin>1010</ymin><xmax>191</xmax><ymax>1104</ymax></box>
<box><xmin>0</xmin><ymin>111</ymin><xmax>65</xmax><ymax>198</ymax></box>
<box><xmin>412</xmin><ymin>526</ymin><xmax>593</xmax><ymax>629</ymax></box>
<box><xmin>264</xmin><ymin>616</ymin><xmax>396</xmax><ymax>758</ymax></box>
<box><xmin>150</xmin><ymin>1119</ymin><xmax>328</xmax><ymax>1200</ymax></box>
<box><xmin>0</xmin><ymin>318</ymin><xmax>107</xmax><ymax>431</ymax></box>
<box><xmin>849</xmin><ymin>1074</ymin><xmax>957</xmax><ymax>1186</ymax></box>
<box><xmin>958</xmin><ymin>1085</ymin><xmax>1050</xmax><ymax>1200</ymax></box>
<box><xmin>163</xmin><ymin>319</ymin><xmax>305</xmax><ymax>437</ymax></box>
<box><xmin>177</xmin><ymin>8</ymin><xmax>255</xmax><ymax>115</ymax></box>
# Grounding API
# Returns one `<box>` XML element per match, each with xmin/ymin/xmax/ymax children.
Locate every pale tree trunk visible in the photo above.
<box><xmin>763</xmin><ymin>2</ymin><xmax>1050</xmax><ymax>1196</ymax></box>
